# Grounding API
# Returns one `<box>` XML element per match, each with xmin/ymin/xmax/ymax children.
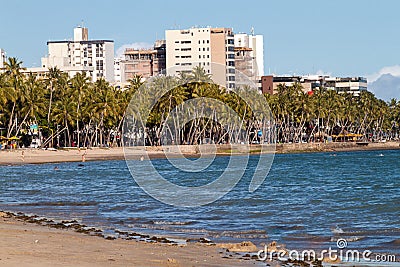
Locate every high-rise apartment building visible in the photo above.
<box><xmin>166</xmin><ymin>27</ymin><xmax>235</xmax><ymax>88</ymax></box>
<box><xmin>0</xmin><ymin>48</ymin><xmax>6</xmax><ymax>70</ymax></box>
<box><xmin>37</xmin><ymin>27</ymin><xmax>114</xmax><ymax>82</ymax></box>
<box><xmin>234</xmin><ymin>32</ymin><xmax>264</xmax><ymax>84</ymax></box>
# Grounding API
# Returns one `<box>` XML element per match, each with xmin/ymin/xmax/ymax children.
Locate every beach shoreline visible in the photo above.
<box><xmin>0</xmin><ymin>142</ymin><xmax>399</xmax><ymax>165</ymax></box>
<box><xmin>1</xmin><ymin>210</ymin><xmax>398</xmax><ymax>266</ymax></box>
<box><xmin>0</xmin><ymin>211</ymin><xmax>266</xmax><ymax>267</ymax></box>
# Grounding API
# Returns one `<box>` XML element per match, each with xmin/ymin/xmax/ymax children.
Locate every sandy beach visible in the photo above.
<box><xmin>0</xmin><ymin>212</ymin><xmax>265</xmax><ymax>267</ymax></box>
<box><xmin>0</xmin><ymin>142</ymin><xmax>399</xmax><ymax>165</ymax></box>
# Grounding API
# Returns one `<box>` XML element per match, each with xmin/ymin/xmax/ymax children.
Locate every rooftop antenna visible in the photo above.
<box><xmin>81</xmin><ymin>19</ymin><xmax>84</xmax><ymax>28</ymax></box>
<box><xmin>251</xmin><ymin>27</ymin><xmax>255</xmax><ymax>36</ymax></box>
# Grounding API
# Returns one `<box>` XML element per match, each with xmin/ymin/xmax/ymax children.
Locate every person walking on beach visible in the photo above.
<box><xmin>81</xmin><ymin>149</ymin><xmax>87</xmax><ymax>162</ymax></box>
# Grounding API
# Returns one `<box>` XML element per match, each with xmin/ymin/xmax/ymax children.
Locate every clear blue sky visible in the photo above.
<box><xmin>1</xmin><ymin>0</ymin><xmax>399</xmax><ymax>79</ymax></box>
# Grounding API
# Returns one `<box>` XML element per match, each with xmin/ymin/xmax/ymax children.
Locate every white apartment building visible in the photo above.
<box><xmin>234</xmin><ymin>32</ymin><xmax>264</xmax><ymax>79</ymax></box>
<box><xmin>114</xmin><ymin>57</ymin><xmax>124</xmax><ymax>83</ymax></box>
<box><xmin>325</xmin><ymin>77</ymin><xmax>368</xmax><ymax>96</ymax></box>
<box><xmin>0</xmin><ymin>48</ymin><xmax>6</xmax><ymax>69</ymax></box>
<box><xmin>30</xmin><ymin>27</ymin><xmax>114</xmax><ymax>82</ymax></box>
<box><xmin>166</xmin><ymin>27</ymin><xmax>236</xmax><ymax>89</ymax></box>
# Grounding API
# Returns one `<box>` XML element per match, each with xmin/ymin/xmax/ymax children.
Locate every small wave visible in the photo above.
<box><xmin>271</xmin><ymin>225</ymin><xmax>305</xmax><ymax>231</ymax></box>
<box><xmin>152</xmin><ymin>220</ymin><xmax>193</xmax><ymax>226</ymax></box>
<box><xmin>332</xmin><ymin>228</ymin><xmax>400</xmax><ymax>236</ymax></box>
<box><xmin>382</xmin><ymin>239</ymin><xmax>400</xmax><ymax>246</ymax></box>
<box><xmin>17</xmin><ymin>201</ymin><xmax>98</xmax><ymax>207</ymax></box>
<box><xmin>331</xmin><ymin>226</ymin><xmax>344</xmax><ymax>234</ymax></box>
<box><xmin>331</xmin><ymin>236</ymin><xmax>365</xmax><ymax>242</ymax></box>
<box><xmin>283</xmin><ymin>234</ymin><xmax>331</xmax><ymax>243</ymax></box>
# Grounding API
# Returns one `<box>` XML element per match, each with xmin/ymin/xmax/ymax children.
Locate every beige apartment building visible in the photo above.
<box><xmin>166</xmin><ymin>27</ymin><xmax>235</xmax><ymax>88</ymax></box>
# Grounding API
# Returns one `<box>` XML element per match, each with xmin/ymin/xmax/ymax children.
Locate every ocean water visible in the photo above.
<box><xmin>0</xmin><ymin>150</ymin><xmax>399</xmax><ymax>257</ymax></box>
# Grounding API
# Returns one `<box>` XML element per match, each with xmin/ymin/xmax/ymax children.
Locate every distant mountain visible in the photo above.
<box><xmin>369</xmin><ymin>74</ymin><xmax>400</xmax><ymax>101</ymax></box>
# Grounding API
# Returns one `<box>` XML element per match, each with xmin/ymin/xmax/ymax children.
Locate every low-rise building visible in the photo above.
<box><xmin>325</xmin><ymin>77</ymin><xmax>367</xmax><ymax>95</ymax></box>
<box><xmin>261</xmin><ymin>75</ymin><xmax>367</xmax><ymax>96</ymax></box>
<box><xmin>120</xmin><ymin>40</ymin><xmax>166</xmax><ymax>82</ymax></box>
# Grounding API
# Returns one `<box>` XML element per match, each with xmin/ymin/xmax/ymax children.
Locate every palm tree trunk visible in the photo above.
<box><xmin>7</xmin><ymin>102</ymin><xmax>16</xmax><ymax>138</ymax></box>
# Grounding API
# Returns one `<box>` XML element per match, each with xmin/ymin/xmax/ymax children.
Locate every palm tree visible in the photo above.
<box><xmin>52</xmin><ymin>95</ymin><xmax>76</xmax><ymax>147</ymax></box>
<box><xmin>188</xmin><ymin>66</ymin><xmax>212</xmax><ymax>83</ymax></box>
<box><xmin>15</xmin><ymin>73</ymin><xmax>45</xmax><ymax>136</ymax></box>
<box><xmin>45</xmin><ymin>67</ymin><xmax>62</xmax><ymax>128</ymax></box>
<box><xmin>3</xmin><ymin>57</ymin><xmax>25</xmax><ymax>137</ymax></box>
<box><xmin>70</xmin><ymin>72</ymin><xmax>90</xmax><ymax>147</ymax></box>
<box><xmin>91</xmin><ymin>78</ymin><xmax>116</xmax><ymax>147</ymax></box>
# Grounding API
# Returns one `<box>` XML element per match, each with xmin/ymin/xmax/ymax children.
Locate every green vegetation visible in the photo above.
<box><xmin>268</xmin><ymin>83</ymin><xmax>400</xmax><ymax>143</ymax></box>
<box><xmin>0</xmin><ymin>58</ymin><xmax>399</xmax><ymax>148</ymax></box>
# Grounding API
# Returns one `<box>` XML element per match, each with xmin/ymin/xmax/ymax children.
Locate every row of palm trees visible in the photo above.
<box><xmin>0</xmin><ymin>57</ymin><xmax>399</xmax><ymax>148</ymax></box>
<box><xmin>0</xmin><ymin>57</ymin><xmax>140</xmax><ymax>147</ymax></box>
<box><xmin>266</xmin><ymin>83</ymin><xmax>400</xmax><ymax>143</ymax></box>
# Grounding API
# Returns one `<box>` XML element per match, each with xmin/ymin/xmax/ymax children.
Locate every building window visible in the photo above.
<box><xmin>96</xmin><ymin>60</ymin><xmax>104</xmax><ymax>70</ymax></box>
<box><xmin>175</xmin><ymin>41</ymin><xmax>179</xmax><ymax>43</ymax></box>
<box><xmin>181</xmin><ymin>55</ymin><xmax>191</xmax><ymax>58</ymax></box>
<box><xmin>199</xmin><ymin>55</ymin><xmax>201</xmax><ymax>59</ymax></box>
<box><xmin>228</xmin><ymin>61</ymin><xmax>235</xmax><ymax>66</ymax></box>
<box><xmin>207</xmin><ymin>55</ymin><xmax>209</xmax><ymax>58</ymax></box>
<box><xmin>228</xmin><ymin>54</ymin><xmax>234</xmax><ymax>59</ymax></box>
<box><xmin>181</xmin><ymin>40</ymin><xmax>191</xmax><ymax>44</ymax></box>
<box><xmin>181</xmin><ymin>48</ymin><xmax>191</xmax><ymax>51</ymax></box>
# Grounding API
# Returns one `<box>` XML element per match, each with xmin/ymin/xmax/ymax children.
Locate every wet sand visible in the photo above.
<box><xmin>0</xmin><ymin>212</ymin><xmax>263</xmax><ymax>267</ymax></box>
